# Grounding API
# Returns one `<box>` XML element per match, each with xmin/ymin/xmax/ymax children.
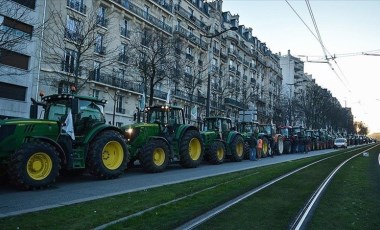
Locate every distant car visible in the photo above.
<box><xmin>334</xmin><ymin>138</ymin><xmax>347</xmax><ymax>149</ymax></box>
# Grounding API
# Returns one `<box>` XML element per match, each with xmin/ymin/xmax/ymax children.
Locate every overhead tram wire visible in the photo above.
<box><xmin>285</xmin><ymin>0</ymin><xmax>350</xmax><ymax>92</ymax></box>
<box><xmin>305</xmin><ymin>0</ymin><xmax>351</xmax><ymax>90</ymax></box>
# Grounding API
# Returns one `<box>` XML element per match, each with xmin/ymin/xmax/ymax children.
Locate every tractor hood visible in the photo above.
<box><xmin>122</xmin><ymin>123</ymin><xmax>160</xmax><ymax>143</ymax></box>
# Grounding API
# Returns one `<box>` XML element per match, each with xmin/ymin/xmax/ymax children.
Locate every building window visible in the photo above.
<box><xmin>67</xmin><ymin>0</ymin><xmax>86</xmax><ymax>14</ymax></box>
<box><xmin>97</xmin><ymin>6</ymin><xmax>107</xmax><ymax>27</ymax></box>
<box><xmin>93</xmin><ymin>61</ymin><xmax>101</xmax><ymax>80</ymax></box>
<box><xmin>0</xmin><ymin>82</ymin><xmax>26</xmax><ymax>101</ymax></box>
<box><xmin>58</xmin><ymin>81</ymin><xmax>71</xmax><ymax>94</ymax></box>
<box><xmin>92</xmin><ymin>89</ymin><xmax>100</xmax><ymax>98</ymax></box>
<box><xmin>62</xmin><ymin>49</ymin><xmax>78</xmax><ymax>73</ymax></box>
<box><xmin>65</xmin><ymin>16</ymin><xmax>82</xmax><ymax>42</ymax></box>
<box><xmin>0</xmin><ymin>15</ymin><xmax>33</xmax><ymax>39</ymax></box>
<box><xmin>119</xmin><ymin>44</ymin><xmax>128</xmax><ymax>63</ymax></box>
<box><xmin>186</xmin><ymin>46</ymin><xmax>192</xmax><ymax>55</ymax></box>
<box><xmin>116</xmin><ymin>95</ymin><xmax>123</xmax><ymax>112</ymax></box>
<box><xmin>0</xmin><ymin>48</ymin><xmax>29</xmax><ymax>70</ymax></box>
<box><xmin>120</xmin><ymin>19</ymin><xmax>129</xmax><ymax>37</ymax></box>
<box><xmin>95</xmin><ymin>33</ymin><xmax>105</xmax><ymax>54</ymax></box>
<box><xmin>12</xmin><ymin>0</ymin><xmax>36</xmax><ymax>9</ymax></box>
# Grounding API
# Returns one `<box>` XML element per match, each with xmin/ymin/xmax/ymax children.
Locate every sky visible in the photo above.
<box><xmin>222</xmin><ymin>0</ymin><xmax>380</xmax><ymax>134</ymax></box>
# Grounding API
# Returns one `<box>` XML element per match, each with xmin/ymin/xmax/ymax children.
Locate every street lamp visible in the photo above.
<box><xmin>112</xmin><ymin>90</ymin><xmax>120</xmax><ymax>125</ymax></box>
<box><xmin>205</xmin><ymin>26</ymin><xmax>238</xmax><ymax>117</ymax></box>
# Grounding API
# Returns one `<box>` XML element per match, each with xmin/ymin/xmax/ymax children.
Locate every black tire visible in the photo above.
<box><xmin>208</xmin><ymin>140</ymin><xmax>225</xmax><ymax>165</ymax></box>
<box><xmin>179</xmin><ymin>130</ymin><xmax>204</xmax><ymax>168</ymax></box>
<box><xmin>243</xmin><ymin>142</ymin><xmax>251</xmax><ymax>160</ymax></box>
<box><xmin>284</xmin><ymin>141</ymin><xmax>292</xmax><ymax>154</ymax></box>
<box><xmin>230</xmin><ymin>135</ymin><xmax>245</xmax><ymax>162</ymax></box>
<box><xmin>8</xmin><ymin>142</ymin><xmax>61</xmax><ymax>190</ymax></box>
<box><xmin>87</xmin><ymin>130</ymin><xmax>128</xmax><ymax>179</ymax></box>
<box><xmin>140</xmin><ymin>139</ymin><xmax>169</xmax><ymax>173</ymax></box>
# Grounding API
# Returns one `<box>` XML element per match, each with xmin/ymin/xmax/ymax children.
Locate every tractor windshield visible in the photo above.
<box><xmin>279</xmin><ymin>128</ymin><xmax>289</xmax><ymax>137</ymax></box>
<box><xmin>45</xmin><ymin>99</ymin><xmax>71</xmax><ymax>122</ymax></box>
<box><xmin>78</xmin><ymin>100</ymin><xmax>105</xmax><ymax>122</ymax></box>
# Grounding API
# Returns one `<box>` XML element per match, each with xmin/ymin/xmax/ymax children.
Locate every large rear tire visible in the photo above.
<box><xmin>261</xmin><ymin>137</ymin><xmax>270</xmax><ymax>157</ymax></box>
<box><xmin>140</xmin><ymin>139</ymin><xmax>169</xmax><ymax>173</ymax></box>
<box><xmin>8</xmin><ymin>142</ymin><xmax>60</xmax><ymax>190</ymax></box>
<box><xmin>179</xmin><ymin>130</ymin><xmax>204</xmax><ymax>168</ymax></box>
<box><xmin>276</xmin><ymin>136</ymin><xmax>284</xmax><ymax>155</ymax></box>
<box><xmin>243</xmin><ymin>142</ymin><xmax>250</xmax><ymax>160</ymax></box>
<box><xmin>230</xmin><ymin>135</ymin><xmax>245</xmax><ymax>162</ymax></box>
<box><xmin>87</xmin><ymin>130</ymin><xmax>128</xmax><ymax>179</ymax></box>
<box><xmin>208</xmin><ymin>140</ymin><xmax>225</xmax><ymax>164</ymax></box>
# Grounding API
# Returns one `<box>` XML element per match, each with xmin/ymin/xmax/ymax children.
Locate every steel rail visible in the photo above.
<box><xmin>290</xmin><ymin>144</ymin><xmax>378</xmax><ymax>230</ymax></box>
<box><xmin>176</xmin><ymin>147</ymin><xmax>369</xmax><ymax>230</ymax></box>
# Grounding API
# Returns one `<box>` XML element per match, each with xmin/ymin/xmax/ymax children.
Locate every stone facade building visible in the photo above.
<box><xmin>1</xmin><ymin>0</ymin><xmax>283</xmax><ymax>126</ymax></box>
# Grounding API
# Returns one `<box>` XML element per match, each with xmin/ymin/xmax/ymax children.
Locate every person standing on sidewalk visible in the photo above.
<box><xmin>257</xmin><ymin>138</ymin><xmax>263</xmax><ymax>160</ymax></box>
<box><xmin>249</xmin><ymin>134</ymin><xmax>257</xmax><ymax>161</ymax></box>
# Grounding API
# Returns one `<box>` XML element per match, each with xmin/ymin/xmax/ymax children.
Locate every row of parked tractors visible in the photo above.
<box><xmin>0</xmin><ymin>93</ymin><xmax>368</xmax><ymax>190</ymax></box>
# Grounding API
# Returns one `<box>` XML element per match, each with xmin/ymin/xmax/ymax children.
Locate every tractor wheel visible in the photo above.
<box><xmin>261</xmin><ymin>137</ymin><xmax>270</xmax><ymax>157</ymax></box>
<box><xmin>8</xmin><ymin>142</ymin><xmax>60</xmax><ymax>190</ymax></box>
<box><xmin>140</xmin><ymin>139</ymin><xmax>169</xmax><ymax>173</ymax></box>
<box><xmin>87</xmin><ymin>130</ymin><xmax>128</xmax><ymax>179</ymax></box>
<box><xmin>230</xmin><ymin>135</ymin><xmax>245</xmax><ymax>162</ymax></box>
<box><xmin>243</xmin><ymin>142</ymin><xmax>251</xmax><ymax>160</ymax></box>
<box><xmin>276</xmin><ymin>136</ymin><xmax>284</xmax><ymax>155</ymax></box>
<box><xmin>284</xmin><ymin>141</ymin><xmax>292</xmax><ymax>154</ymax></box>
<box><xmin>208</xmin><ymin>141</ymin><xmax>225</xmax><ymax>165</ymax></box>
<box><xmin>179</xmin><ymin>130</ymin><xmax>204</xmax><ymax>168</ymax></box>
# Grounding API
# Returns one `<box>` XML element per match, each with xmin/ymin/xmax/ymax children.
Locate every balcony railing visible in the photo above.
<box><xmin>151</xmin><ymin>0</ymin><xmax>173</xmax><ymax>12</ymax></box>
<box><xmin>174</xmin><ymin>4</ymin><xmax>208</xmax><ymax>33</ymax></box>
<box><xmin>89</xmin><ymin>70</ymin><xmax>143</xmax><ymax>92</ymax></box>
<box><xmin>113</xmin><ymin>0</ymin><xmax>172</xmax><ymax>33</ymax></box>
<box><xmin>67</xmin><ymin>0</ymin><xmax>86</xmax><ymax>14</ymax></box>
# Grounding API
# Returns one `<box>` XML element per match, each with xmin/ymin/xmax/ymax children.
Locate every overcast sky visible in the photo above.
<box><xmin>223</xmin><ymin>0</ymin><xmax>380</xmax><ymax>133</ymax></box>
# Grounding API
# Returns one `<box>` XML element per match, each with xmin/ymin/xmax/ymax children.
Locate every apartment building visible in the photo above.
<box><xmin>0</xmin><ymin>0</ymin><xmax>42</xmax><ymax>119</ymax></box>
<box><xmin>17</xmin><ymin>0</ymin><xmax>282</xmax><ymax>126</ymax></box>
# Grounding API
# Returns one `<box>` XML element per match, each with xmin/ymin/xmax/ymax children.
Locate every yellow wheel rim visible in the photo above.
<box><xmin>217</xmin><ymin>146</ymin><xmax>224</xmax><ymax>161</ymax></box>
<box><xmin>263</xmin><ymin>143</ymin><xmax>268</xmax><ymax>155</ymax></box>
<box><xmin>236</xmin><ymin>142</ymin><xmax>244</xmax><ymax>157</ymax></box>
<box><xmin>189</xmin><ymin>138</ymin><xmax>202</xmax><ymax>160</ymax></box>
<box><xmin>27</xmin><ymin>152</ymin><xmax>53</xmax><ymax>180</ymax></box>
<box><xmin>102</xmin><ymin>141</ymin><xmax>124</xmax><ymax>170</ymax></box>
<box><xmin>153</xmin><ymin>148</ymin><xmax>166</xmax><ymax>166</ymax></box>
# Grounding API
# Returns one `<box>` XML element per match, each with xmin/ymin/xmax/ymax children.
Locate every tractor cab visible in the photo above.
<box><xmin>40</xmin><ymin>94</ymin><xmax>107</xmax><ymax>137</ymax></box>
<box><xmin>146</xmin><ymin>105</ymin><xmax>185</xmax><ymax>135</ymax></box>
<box><xmin>203</xmin><ymin>117</ymin><xmax>232</xmax><ymax>139</ymax></box>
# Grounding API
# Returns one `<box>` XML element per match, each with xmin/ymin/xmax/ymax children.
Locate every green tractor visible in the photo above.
<box><xmin>0</xmin><ymin>93</ymin><xmax>128</xmax><ymax>190</ymax></box>
<box><xmin>122</xmin><ymin>105</ymin><xmax>203</xmax><ymax>173</ymax></box>
<box><xmin>237</xmin><ymin>121</ymin><xmax>260</xmax><ymax>159</ymax></box>
<box><xmin>201</xmin><ymin>117</ymin><xmax>245</xmax><ymax>164</ymax></box>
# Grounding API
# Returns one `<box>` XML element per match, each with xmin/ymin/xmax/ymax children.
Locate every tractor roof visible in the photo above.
<box><xmin>42</xmin><ymin>94</ymin><xmax>107</xmax><ymax>104</ymax></box>
<box><xmin>204</xmin><ymin>116</ymin><xmax>231</xmax><ymax>121</ymax></box>
<box><xmin>146</xmin><ymin>105</ymin><xmax>183</xmax><ymax>111</ymax></box>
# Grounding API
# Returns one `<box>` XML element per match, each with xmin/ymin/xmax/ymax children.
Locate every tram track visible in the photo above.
<box><xmin>177</xmin><ymin>145</ymin><xmax>376</xmax><ymax>230</ymax></box>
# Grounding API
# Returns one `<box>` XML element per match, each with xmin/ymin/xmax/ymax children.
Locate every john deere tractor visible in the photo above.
<box><xmin>0</xmin><ymin>93</ymin><xmax>128</xmax><ymax>190</ymax></box>
<box><xmin>122</xmin><ymin>105</ymin><xmax>203</xmax><ymax>173</ymax></box>
<box><xmin>237</xmin><ymin>121</ymin><xmax>260</xmax><ymax>159</ymax></box>
<box><xmin>201</xmin><ymin>117</ymin><xmax>245</xmax><ymax>164</ymax></box>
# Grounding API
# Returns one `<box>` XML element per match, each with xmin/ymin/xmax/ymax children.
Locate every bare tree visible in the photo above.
<box><xmin>126</xmin><ymin>28</ymin><xmax>179</xmax><ymax>107</ymax></box>
<box><xmin>41</xmin><ymin>3</ymin><xmax>119</xmax><ymax>92</ymax></box>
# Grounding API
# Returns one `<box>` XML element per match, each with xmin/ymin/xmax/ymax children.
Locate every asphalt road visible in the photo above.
<box><xmin>0</xmin><ymin>149</ymin><xmax>335</xmax><ymax>218</ymax></box>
